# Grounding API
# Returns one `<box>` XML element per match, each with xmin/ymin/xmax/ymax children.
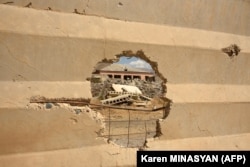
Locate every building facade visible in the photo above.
<box><xmin>93</xmin><ymin>63</ymin><xmax>155</xmax><ymax>81</ymax></box>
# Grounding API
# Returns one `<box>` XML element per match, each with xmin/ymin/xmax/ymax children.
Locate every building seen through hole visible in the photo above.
<box><xmin>91</xmin><ymin>56</ymin><xmax>164</xmax><ymax>100</ymax></box>
<box><xmin>88</xmin><ymin>52</ymin><xmax>171</xmax><ymax>148</ymax></box>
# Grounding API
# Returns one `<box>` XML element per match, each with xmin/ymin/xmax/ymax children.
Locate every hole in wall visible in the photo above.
<box><xmin>222</xmin><ymin>44</ymin><xmax>241</xmax><ymax>58</ymax></box>
<box><xmin>89</xmin><ymin>50</ymin><xmax>172</xmax><ymax>149</ymax></box>
<box><xmin>28</xmin><ymin>50</ymin><xmax>172</xmax><ymax>150</ymax></box>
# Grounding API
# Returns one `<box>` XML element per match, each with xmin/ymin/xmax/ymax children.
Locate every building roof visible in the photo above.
<box><xmin>99</xmin><ymin>63</ymin><xmax>153</xmax><ymax>73</ymax></box>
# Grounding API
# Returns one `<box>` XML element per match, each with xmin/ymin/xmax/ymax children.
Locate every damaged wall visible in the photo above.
<box><xmin>0</xmin><ymin>3</ymin><xmax>250</xmax><ymax>143</ymax></box>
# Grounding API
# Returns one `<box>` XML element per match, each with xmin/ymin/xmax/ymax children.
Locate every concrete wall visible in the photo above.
<box><xmin>1</xmin><ymin>5</ymin><xmax>249</xmax><ymax>83</ymax></box>
<box><xmin>1</xmin><ymin>0</ymin><xmax>250</xmax><ymax>35</ymax></box>
<box><xmin>0</xmin><ymin>3</ymin><xmax>250</xmax><ymax>142</ymax></box>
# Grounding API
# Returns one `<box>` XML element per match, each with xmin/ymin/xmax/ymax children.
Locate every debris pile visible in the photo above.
<box><xmin>91</xmin><ymin>77</ymin><xmax>164</xmax><ymax>103</ymax></box>
<box><xmin>93</xmin><ymin>83</ymin><xmax>167</xmax><ymax>111</ymax></box>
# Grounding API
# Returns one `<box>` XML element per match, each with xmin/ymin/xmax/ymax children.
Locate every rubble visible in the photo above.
<box><xmin>29</xmin><ymin>63</ymin><xmax>170</xmax><ymax>148</ymax></box>
<box><xmin>91</xmin><ymin>73</ymin><xmax>164</xmax><ymax>105</ymax></box>
<box><xmin>112</xmin><ymin>84</ymin><xmax>142</xmax><ymax>94</ymax></box>
<box><xmin>91</xmin><ymin>75</ymin><xmax>165</xmax><ymax>110</ymax></box>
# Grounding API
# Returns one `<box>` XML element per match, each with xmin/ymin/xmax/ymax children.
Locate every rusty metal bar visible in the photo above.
<box><xmin>99</xmin><ymin>131</ymin><xmax>155</xmax><ymax>137</ymax></box>
<box><xmin>127</xmin><ymin>109</ymin><xmax>130</xmax><ymax>147</ymax></box>
<box><xmin>30</xmin><ymin>96</ymin><xmax>168</xmax><ymax>112</ymax></box>
<box><xmin>103</xmin><ymin>119</ymin><xmax>157</xmax><ymax>122</ymax></box>
<box><xmin>108</xmin><ymin>107</ymin><xmax>111</xmax><ymax>140</ymax></box>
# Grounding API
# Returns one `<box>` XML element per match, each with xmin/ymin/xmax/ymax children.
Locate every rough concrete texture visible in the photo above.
<box><xmin>0</xmin><ymin>108</ymin><xmax>103</xmax><ymax>155</ymax></box>
<box><xmin>1</xmin><ymin>5</ymin><xmax>250</xmax><ymax>83</ymax></box>
<box><xmin>1</xmin><ymin>0</ymin><xmax>249</xmax><ymax>35</ymax></box>
<box><xmin>0</xmin><ymin>1</ymin><xmax>250</xmax><ymax>167</ymax></box>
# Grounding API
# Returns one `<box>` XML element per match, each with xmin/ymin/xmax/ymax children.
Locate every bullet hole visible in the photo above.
<box><xmin>222</xmin><ymin>44</ymin><xmax>241</xmax><ymax>58</ymax></box>
<box><xmin>74</xmin><ymin>9</ymin><xmax>84</xmax><ymax>15</ymax></box>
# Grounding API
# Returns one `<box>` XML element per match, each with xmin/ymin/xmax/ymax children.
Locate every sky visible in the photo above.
<box><xmin>115</xmin><ymin>56</ymin><xmax>153</xmax><ymax>70</ymax></box>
